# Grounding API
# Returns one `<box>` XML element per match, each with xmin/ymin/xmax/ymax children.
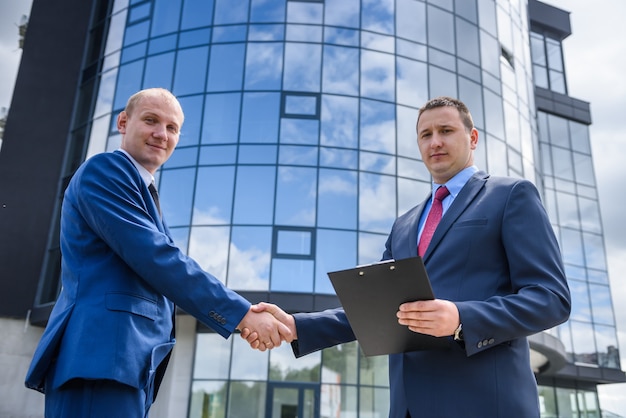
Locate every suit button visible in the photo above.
<box><xmin>477</xmin><ymin>341</ymin><xmax>483</xmax><ymax>348</ymax></box>
<box><xmin>488</xmin><ymin>338</ymin><xmax>495</xmax><ymax>345</ymax></box>
<box><xmin>221</xmin><ymin>319</ymin><xmax>227</xmax><ymax>325</ymax></box>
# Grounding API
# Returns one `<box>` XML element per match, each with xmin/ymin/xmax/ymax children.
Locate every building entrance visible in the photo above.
<box><xmin>265</xmin><ymin>382</ymin><xmax>319</xmax><ymax>418</ymax></box>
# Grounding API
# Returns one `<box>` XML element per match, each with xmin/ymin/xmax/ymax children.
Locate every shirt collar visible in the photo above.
<box><xmin>432</xmin><ymin>165</ymin><xmax>478</xmax><ymax>198</ymax></box>
<box><xmin>118</xmin><ymin>149</ymin><xmax>154</xmax><ymax>187</ymax></box>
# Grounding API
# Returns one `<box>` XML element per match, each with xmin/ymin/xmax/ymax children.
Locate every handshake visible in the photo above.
<box><xmin>236</xmin><ymin>302</ymin><xmax>296</xmax><ymax>351</ymax></box>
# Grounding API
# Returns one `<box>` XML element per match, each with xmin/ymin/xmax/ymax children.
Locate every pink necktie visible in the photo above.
<box><xmin>418</xmin><ymin>186</ymin><xmax>450</xmax><ymax>256</ymax></box>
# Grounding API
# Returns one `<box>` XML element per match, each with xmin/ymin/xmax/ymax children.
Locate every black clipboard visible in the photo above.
<box><xmin>328</xmin><ymin>257</ymin><xmax>450</xmax><ymax>356</ymax></box>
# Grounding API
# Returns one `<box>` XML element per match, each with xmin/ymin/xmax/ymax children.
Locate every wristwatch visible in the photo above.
<box><xmin>453</xmin><ymin>323</ymin><xmax>464</xmax><ymax>341</ymax></box>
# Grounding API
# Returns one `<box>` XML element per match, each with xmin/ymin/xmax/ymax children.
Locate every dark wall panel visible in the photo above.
<box><xmin>0</xmin><ymin>0</ymin><xmax>95</xmax><ymax>317</ymax></box>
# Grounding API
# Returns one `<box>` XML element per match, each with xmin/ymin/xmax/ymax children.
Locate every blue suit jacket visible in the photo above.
<box><xmin>25</xmin><ymin>151</ymin><xmax>250</xmax><ymax>400</ymax></box>
<box><xmin>293</xmin><ymin>172</ymin><xmax>571</xmax><ymax>417</ymax></box>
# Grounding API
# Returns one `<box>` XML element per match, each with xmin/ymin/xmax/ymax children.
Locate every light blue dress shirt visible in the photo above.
<box><xmin>417</xmin><ymin>165</ymin><xmax>479</xmax><ymax>245</ymax></box>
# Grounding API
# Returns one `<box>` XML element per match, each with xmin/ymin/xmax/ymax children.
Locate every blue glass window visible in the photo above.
<box><xmin>180</xmin><ymin>0</ymin><xmax>214</xmax><ymax>30</ymax></box>
<box><xmin>251</xmin><ymin>0</ymin><xmax>286</xmax><ymax>22</ymax></box>
<box><xmin>128</xmin><ymin>2</ymin><xmax>151</xmax><ymax>23</ymax></box>
<box><xmin>228</xmin><ymin>226</ymin><xmax>272</xmax><ymax>290</ymax></box>
<box><xmin>360</xmin><ymin>99</ymin><xmax>396</xmax><ymax>153</ymax></box>
<box><xmin>173</xmin><ymin>46</ymin><xmax>209</xmax><ymax>96</ymax></box>
<box><xmin>193</xmin><ymin>166</ymin><xmax>235</xmax><ymax>225</ymax></box>
<box><xmin>275</xmin><ymin>166</ymin><xmax>317</xmax><ymax>226</ymax></box>
<box><xmin>207</xmin><ymin>43</ymin><xmax>246</xmax><ymax>92</ymax></box>
<box><xmin>202</xmin><ymin>93</ymin><xmax>241</xmax><ymax>144</ymax></box>
<box><xmin>179</xmin><ymin>28</ymin><xmax>211</xmax><ymax>48</ymax></box>
<box><xmin>283</xmin><ymin>93</ymin><xmax>320</xmax><ymax>118</ymax></box>
<box><xmin>177</xmin><ymin>95</ymin><xmax>203</xmax><ymax>147</ymax></box>
<box><xmin>322</xmin><ymin>46</ymin><xmax>359</xmax><ymax>95</ymax></box>
<box><xmin>360</xmin><ymin>50</ymin><xmax>394</xmax><ymax>101</ymax></box>
<box><xmin>124</xmin><ymin>21</ymin><xmax>150</xmax><ymax>46</ymax></box>
<box><xmin>271</xmin><ymin>259</ymin><xmax>314</xmax><ymax>292</ymax></box>
<box><xmin>324</xmin><ymin>0</ymin><xmax>359</xmax><ymax>28</ymax></box>
<box><xmin>214</xmin><ymin>0</ymin><xmax>250</xmax><ymax>25</ymax></box>
<box><xmin>361</xmin><ymin>0</ymin><xmax>394</xmax><ymax>35</ymax></box>
<box><xmin>159</xmin><ymin>167</ymin><xmax>195</xmax><ymax>227</ymax></box>
<box><xmin>396</xmin><ymin>57</ymin><xmax>427</xmax><ymax>108</ymax></box>
<box><xmin>245</xmin><ymin>43</ymin><xmax>284</xmax><ymax>90</ymax></box>
<box><xmin>274</xmin><ymin>227</ymin><xmax>315</xmax><ymax>257</ymax></box>
<box><xmin>233</xmin><ymin>166</ymin><xmax>276</xmax><ymax>223</ymax></box>
<box><xmin>396</xmin><ymin>0</ymin><xmax>425</xmax><ymax>43</ymax></box>
<box><xmin>114</xmin><ymin>60</ymin><xmax>145</xmax><ymax>109</ymax></box>
<box><xmin>317</xmin><ymin>169</ymin><xmax>357</xmax><ymax>229</ymax></box>
<box><xmin>143</xmin><ymin>52</ymin><xmax>174</xmax><ymax>90</ymax></box>
<box><xmin>359</xmin><ymin>173</ymin><xmax>396</xmax><ymax>233</ymax></box>
<box><xmin>150</xmin><ymin>0</ymin><xmax>182</xmax><ymax>37</ymax></box>
<box><xmin>148</xmin><ymin>34</ymin><xmax>177</xmax><ymax>55</ymax></box>
<box><xmin>315</xmin><ymin>229</ymin><xmax>357</xmax><ymax>294</ymax></box>
<box><xmin>280</xmin><ymin>119</ymin><xmax>319</xmax><ymax>145</ymax></box>
<box><xmin>240</xmin><ymin>93</ymin><xmax>281</xmax><ymax>143</ymax></box>
<box><xmin>198</xmin><ymin>145</ymin><xmax>237</xmax><ymax>165</ymax></box>
<box><xmin>321</xmin><ymin>96</ymin><xmax>358</xmax><ymax>149</ymax></box>
<box><xmin>284</xmin><ymin>43</ymin><xmax>322</xmax><ymax>92</ymax></box>
<box><xmin>238</xmin><ymin>145</ymin><xmax>278</xmax><ymax>164</ymax></box>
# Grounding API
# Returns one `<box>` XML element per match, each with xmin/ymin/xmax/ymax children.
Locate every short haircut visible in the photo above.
<box><xmin>124</xmin><ymin>88</ymin><xmax>182</xmax><ymax>118</ymax></box>
<box><xmin>417</xmin><ymin>96</ymin><xmax>474</xmax><ymax>132</ymax></box>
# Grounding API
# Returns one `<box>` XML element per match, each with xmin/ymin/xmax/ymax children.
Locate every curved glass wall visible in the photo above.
<box><xmin>77</xmin><ymin>0</ymin><xmax>618</xmax><ymax>416</ymax></box>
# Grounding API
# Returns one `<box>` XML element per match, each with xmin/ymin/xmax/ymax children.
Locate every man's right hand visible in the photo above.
<box><xmin>240</xmin><ymin>302</ymin><xmax>297</xmax><ymax>350</ymax></box>
<box><xmin>237</xmin><ymin>305</ymin><xmax>293</xmax><ymax>351</ymax></box>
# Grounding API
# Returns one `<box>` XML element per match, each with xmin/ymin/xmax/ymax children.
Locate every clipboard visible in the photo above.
<box><xmin>328</xmin><ymin>257</ymin><xmax>450</xmax><ymax>356</ymax></box>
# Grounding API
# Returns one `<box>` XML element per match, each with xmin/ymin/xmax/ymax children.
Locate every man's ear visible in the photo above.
<box><xmin>469</xmin><ymin>127</ymin><xmax>479</xmax><ymax>149</ymax></box>
<box><xmin>117</xmin><ymin>111</ymin><xmax>128</xmax><ymax>134</ymax></box>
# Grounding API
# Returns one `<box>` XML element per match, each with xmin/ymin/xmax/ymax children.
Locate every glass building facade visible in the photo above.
<box><xmin>28</xmin><ymin>0</ymin><xmax>624</xmax><ymax>416</ymax></box>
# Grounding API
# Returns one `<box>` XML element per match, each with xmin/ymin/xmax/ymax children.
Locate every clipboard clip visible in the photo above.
<box><xmin>357</xmin><ymin>259</ymin><xmax>396</xmax><ymax>275</ymax></box>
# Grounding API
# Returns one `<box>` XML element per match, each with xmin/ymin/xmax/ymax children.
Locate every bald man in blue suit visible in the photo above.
<box><xmin>246</xmin><ymin>97</ymin><xmax>571</xmax><ymax>417</ymax></box>
<box><xmin>25</xmin><ymin>88</ymin><xmax>292</xmax><ymax>417</ymax></box>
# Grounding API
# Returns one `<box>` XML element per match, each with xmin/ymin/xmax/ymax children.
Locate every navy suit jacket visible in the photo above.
<box><xmin>293</xmin><ymin>171</ymin><xmax>571</xmax><ymax>417</ymax></box>
<box><xmin>25</xmin><ymin>151</ymin><xmax>250</xmax><ymax>400</ymax></box>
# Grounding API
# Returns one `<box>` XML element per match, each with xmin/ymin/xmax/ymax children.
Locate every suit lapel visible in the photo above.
<box><xmin>421</xmin><ymin>171</ymin><xmax>489</xmax><ymax>261</ymax></box>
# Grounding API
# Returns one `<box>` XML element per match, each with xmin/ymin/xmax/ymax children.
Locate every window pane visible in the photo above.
<box><xmin>429</xmin><ymin>65</ymin><xmax>457</xmax><ymax>99</ymax></box>
<box><xmin>151</xmin><ymin>0</ymin><xmax>181</xmax><ymax>37</ymax></box>
<box><xmin>160</xmin><ymin>167</ymin><xmax>195</xmax><ymax>227</ymax></box>
<box><xmin>427</xmin><ymin>5</ymin><xmax>454</xmax><ymax>52</ymax></box>
<box><xmin>202</xmin><ymin>93</ymin><xmax>241</xmax><ymax>144</ymax></box>
<box><xmin>207</xmin><ymin>44</ymin><xmax>245</xmax><ymax>92</ymax></box>
<box><xmin>360</xmin><ymin>50</ymin><xmax>395</xmax><ymax>101</ymax></box>
<box><xmin>360</xmin><ymin>99</ymin><xmax>396</xmax><ymax>153</ymax></box>
<box><xmin>250</xmin><ymin>0</ymin><xmax>286</xmax><ymax>22</ymax></box>
<box><xmin>318</xmin><ymin>169</ymin><xmax>357</xmax><ymax>229</ymax></box>
<box><xmin>547</xmin><ymin>114</ymin><xmax>569</xmax><ymax>147</ymax></box>
<box><xmin>269</xmin><ymin>344</ymin><xmax>321</xmax><ymax>382</ymax></box>
<box><xmin>181</xmin><ymin>0</ymin><xmax>214</xmax><ymax>30</ymax></box>
<box><xmin>361</xmin><ymin>0</ymin><xmax>394</xmax><ymax>35</ymax></box>
<box><xmin>323</xmin><ymin>46</ymin><xmax>359</xmax><ymax>95</ymax></box>
<box><xmin>396</xmin><ymin>0</ymin><xmax>425</xmax><ymax>43</ymax></box>
<box><xmin>143</xmin><ymin>52</ymin><xmax>174</xmax><ymax>90</ymax></box>
<box><xmin>315</xmin><ymin>229</ymin><xmax>357</xmax><ymax>294</ymax></box>
<box><xmin>177</xmin><ymin>95</ymin><xmax>203</xmax><ymax>147</ymax></box>
<box><xmin>559</xmin><ymin>227</ymin><xmax>583</xmax><ymax>267</ymax></box>
<box><xmin>239</xmin><ymin>144</ymin><xmax>277</xmax><ymax>164</ymax></box>
<box><xmin>588</xmin><ymin>284</ymin><xmax>615</xmax><ymax>326</ymax></box>
<box><xmin>271</xmin><ymin>259</ymin><xmax>314</xmax><ymax>292</ymax></box>
<box><xmin>189</xmin><ymin>381</ymin><xmax>227</xmax><ymax>418</ymax></box>
<box><xmin>287</xmin><ymin>24</ymin><xmax>322</xmax><ymax>42</ymax></box>
<box><xmin>568</xmin><ymin>279</ymin><xmax>591</xmax><ymax>322</ymax></box>
<box><xmin>173</xmin><ymin>46</ymin><xmax>209</xmax><ymax>96</ymax></box>
<box><xmin>578</xmin><ymin>196</ymin><xmax>601</xmax><ymax>234</ymax></box>
<box><xmin>280</xmin><ymin>119</ymin><xmax>319</xmax><ymax>145</ymax></box>
<box><xmin>287</xmin><ymin>1</ymin><xmax>323</xmax><ymax>24</ymax></box>
<box><xmin>276</xmin><ymin>229</ymin><xmax>313</xmax><ymax>256</ymax></box>
<box><xmin>583</xmin><ymin>232</ymin><xmax>607</xmax><ymax>271</ymax></box>
<box><xmin>321</xmin><ymin>96</ymin><xmax>358</xmax><ymax>149</ymax></box>
<box><xmin>324</xmin><ymin>0</ymin><xmax>360</xmax><ymax>28</ymax></box>
<box><xmin>193</xmin><ymin>333</ymin><xmax>231</xmax><ymax>379</ymax></box>
<box><xmin>114</xmin><ymin>60</ymin><xmax>145</xmax><ymax>109</ymax></box>
<box><xmin>245</xmin><ymin>43</ymin><xmax>284</xmax><ymax>90</ymax></box>
<box><xmin>279</xmin><ymin>145</ymin><xmax>318</xmax><ymax>166</ymax></box>
<box><xmin>233</xmin><ymin>166</ymin><xmax>276</xmax><ymax>223</ymax></box>
<box><xmin>359</xmin><ymin>352</ymin><xmax>389</xmax><ymax>386</ymax></box>
<box><xmin>556</xmin><ymin>191</ymin><xmax>579</xmax><ymax>229</ymax></box>
<box><xmin>228</xmin><ymin>381</ymin><xmax>267</xmax><ymax>418</ymax></box>
<box><xmin>321</xmin><ymin>384</ymin><xmax>357</xmax><ymax>418</ymax></box>
<box><xmin>241</xmin><ymin>93</ymin><xmax>281</xmax><ymax>143</ymax></box>
<box><xmin>188</xmin><ymin>226</ymin><xmax>230</xmax><ymax>279</ymax></box>
<box><xmin>320</xmin><ymin>147</ymin><xmax>358</xmax><ymax>170</ymax></box>
<box><xmin>552</xmin><ymin>147</ymin><xmax>574</xmax><ymax>181</ymax></box>
<box><xmin>228</xmin><ymin>226</ymin><xmax>271</xmax><ymax>290</ymax></box>
<box><xmin>284</xmin><ymin>43</ymin><xmax>322</xmax><ymax>92</ymax></box>
<box><xmin>359</xmin><ymin>173</ymin><xmax>396</xmax><ymax>233</ymax></box>
<box><xmin>230</xmin><ymin>338</ymin><xmax>269</xmax><ymax>380</ymax></box>
<box><xmin>193</xmin><ymin>166</ymin><xmax>235</xmax><ymax>225</ymax></box>
<box><xmin>214</xmin><ymin>0</ymin><xmax>249</xmax><ymax>25</ymax></box>
<box><xmin>275</xmin><ymin>166</ymin><xmax>317</xmax><ymax>226</ymax></box>
<box><xmin>397</xmin><ymin>57</ymin><xmax>427</xmax><ymax>108</ymax></box>
<box><xmin>456</xmin><ymin>17</ymin><xmax>480</xmax><ymax>66</ymax></box>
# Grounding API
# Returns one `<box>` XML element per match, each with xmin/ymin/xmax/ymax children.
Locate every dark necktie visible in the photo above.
<box><xmin>148</xmin><ymin>182</ymin><xmax>161</xmax><ymax>216</ymax></box>
<box><xmin>418</xmin><ymin>186</ymin><xmax>450</xmax><ymax>256</ymax></box>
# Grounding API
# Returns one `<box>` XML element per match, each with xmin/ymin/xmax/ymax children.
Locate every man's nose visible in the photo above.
<box><xmin>153</xmin><ymin>124</ymin><xmax>168</xmax><ymax>140</ymax></box>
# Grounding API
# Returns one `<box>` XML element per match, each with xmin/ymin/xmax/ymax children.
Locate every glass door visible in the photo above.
<box><xmin>266</xmin><ymin>382</ymin><xmax>319</xmax><ymax>418</ymax></box>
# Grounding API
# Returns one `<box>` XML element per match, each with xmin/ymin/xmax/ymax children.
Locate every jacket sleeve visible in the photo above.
<box><xmin>74</xmin><ymin>153</ymin><xmax>250</xmax><ymax>337</ymax></box>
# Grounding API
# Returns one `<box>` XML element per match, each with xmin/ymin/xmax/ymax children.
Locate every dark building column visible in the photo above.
<box><xmin>0</xmin><ymin>0</ymin><xmax>96</xmax><ymax>317</ymax></box>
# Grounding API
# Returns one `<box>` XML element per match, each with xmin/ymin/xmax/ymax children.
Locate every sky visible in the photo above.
<box><xmin>1</xmin><ymin>0</ymin><xmax>625</xmax><ymax>415</ymax></box>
